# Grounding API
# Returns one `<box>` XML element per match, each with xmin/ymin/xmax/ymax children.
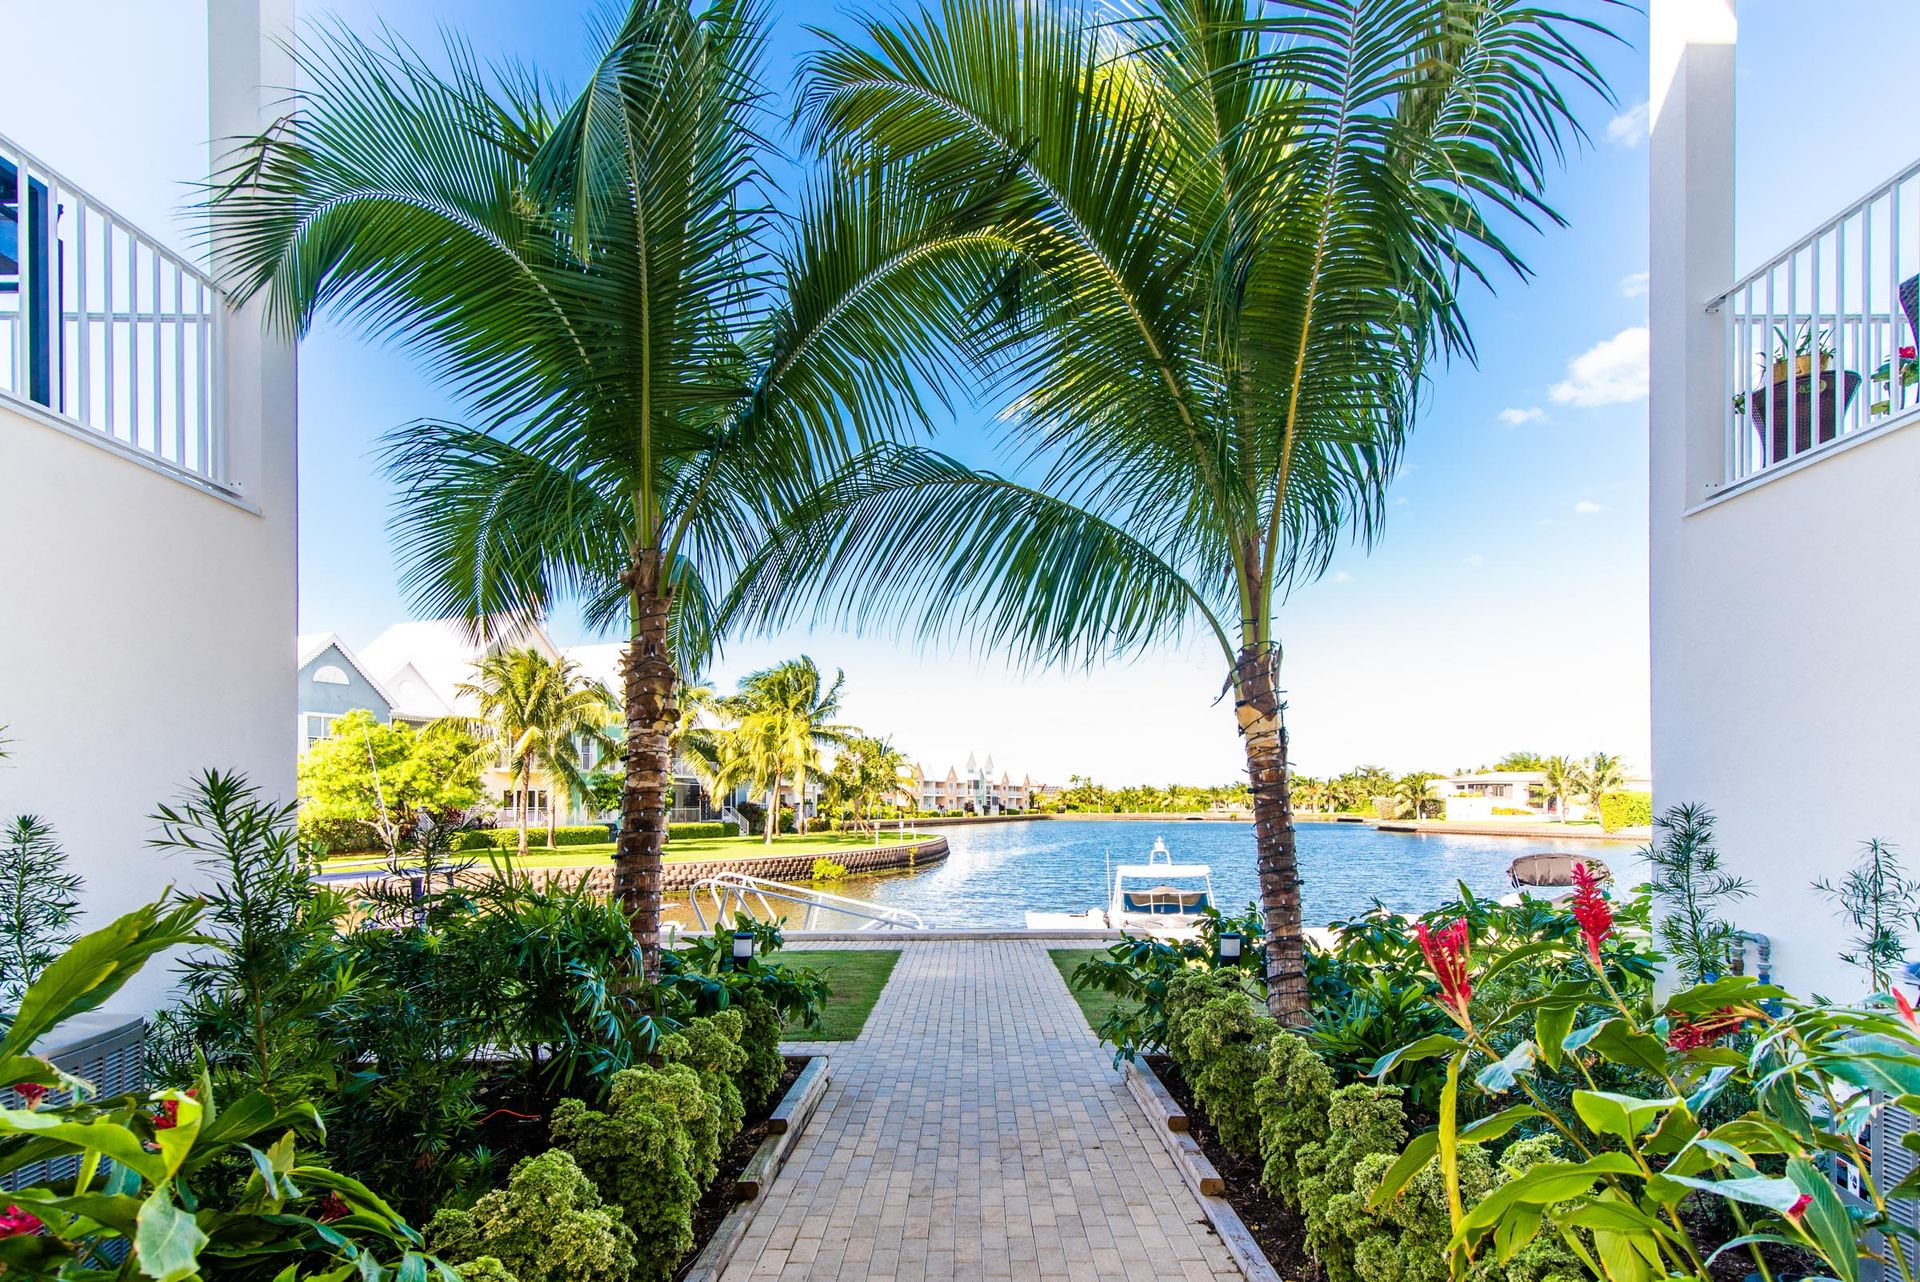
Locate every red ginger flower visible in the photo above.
<box><xmin>1414</xmin><ymin>919</ymin><xmax>1473</xmax><ymax>1022</ymax></box>
<box><xmin>1786</xmin><ymin>1194</ymin><xmax>1814</xmax><ymax>1223</ymax></box>
<box><xmin>1896</xmin><ymin>987</ymin><xmax>1920</xmax><ymax>1032</ymax></box>
<box><xmin>0</xmin><ymin>1206</ymin><xmax>42</xmax><ymax>1237</ymax></box>
<box><xmin>1570</xmin><ymin>862</ymin><xmax>1613</xmax><ymax>966</ymax></box>
<box><xmin>1667</xmin><ymin>1007</ymin><xmax>1745</xmax><ymax>1051</ymax></box>
<box><xmin>1901</xmin><ymin>345</ymin><xmax>1916</xmax><ymax>361</ymax></box>
<box><xmin>13</xmin><ymin>1083</ymin><xmax>46</xmax><ymax>1109</ymax></box>
<box><xmin>152</xmin><ymin>1087</ymin><xmax>197</xmax><ymax>1131</ymax></box>
<box><xmin>315</xmin><ymin>1192</ymin><xmax>350</xmax><ymax>1223</ymax></box>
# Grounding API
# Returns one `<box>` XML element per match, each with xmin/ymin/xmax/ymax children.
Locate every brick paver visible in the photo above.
<box><xmin>725</xmin><ymin>939</ymin><xmax>1243</xmax><ymax>1281</ymax></box>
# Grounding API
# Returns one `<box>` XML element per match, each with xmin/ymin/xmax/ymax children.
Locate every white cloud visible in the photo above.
<box><xmin>1618</xmin><ymin>271</ymin><xmax>1649</xmax><ymax>299</ymax></box>
<box><xmin>1498</xmin><ymin>406</ymin><xmax>1545</xmax><ymax>426</ymax></box>
<box><xmin>1331</xmin><ymin>571</ymin><xmax>1352</xmax><ymax>584</ymax></box>
<box><xmin>1466</xmin><ymin>553</ymin><xmax>1486</xmax><ymax>568</ymax></box>
<box><xmin>1606</xmin><ymin>102</ymin><xmax>1649</xmax><ymax>147</ymax></box>
<box><xmin>1391</xmin><ymin>496</ymin><xmax>1410</xmax><ymax>507</ymax></box>
<box><xmin>1574</xmin><ymin>500</ymin><xmax>1607</xmax><ymax>515</ymax></box>
<box><xmin>1550</xmin><ymin>326</ymin><xmax>1649</xmax><ymax>407</ymax></box>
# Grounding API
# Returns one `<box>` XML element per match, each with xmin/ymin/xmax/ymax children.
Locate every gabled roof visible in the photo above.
<box><xmin>359</xmin><ymin>616</ymin><xmax>559</xmax><ymax>720</ymax></box>
<box><xmin>296</xmin><ymin>632</ymin><xmax>401</xmax><ymax>713</ymax></box>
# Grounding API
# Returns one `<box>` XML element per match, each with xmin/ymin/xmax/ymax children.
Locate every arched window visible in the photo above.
<box><xmin>313</xmin><ymin>664</ymin><xmax>351</xmax><ymax>686</ymax></box>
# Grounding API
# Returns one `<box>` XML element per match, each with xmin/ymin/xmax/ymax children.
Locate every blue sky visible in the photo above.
<box><xmin>10</xmin><ymin>2</ymin><xmax>1917</xmax><ymax>786</ymax></box>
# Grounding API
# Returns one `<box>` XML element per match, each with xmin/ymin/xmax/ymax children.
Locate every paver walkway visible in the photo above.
<box><xmin>724</xmin><ymin>939</ymin><xmax>1243</xmax><ymax>1282</ymax></box>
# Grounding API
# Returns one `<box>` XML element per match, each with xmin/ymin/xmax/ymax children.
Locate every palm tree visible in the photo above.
<box><xmin>1395</xmin><ymin>772</ymin><xmax>1442</xmax><ymax>821</ymax></box>
<box><xmin>448</xmin><ymin>648</ymin><xmax>619</xmax><ymax>855</ymax></box>
<box><xmin>826</xmin><ymin>735</ymin><xmax>910</xmax><ymax>842</ymax></box>
<box><xmin>1578</xmin><ymin>752</ymin><xmax>1627</xmax><ymax>824</ymax></box>
<box><xmin>1542</xmin><ymin>754</ymin><xmax>1579</xmax><ymax>821</ymax></box>
<box><xmin>723</xmin><ymin>658</ymin><xmax>851</xmax><ymax>842</ymax></box>
<box><xmin>729</xmin><ymin>0</ymin><xmax>1612</xmax><ymax>1021</ymax></box>
<box><xmin>208</xmin><ymin>3</ymin><xmax>1001</xmax><ymax>973</ymax></box>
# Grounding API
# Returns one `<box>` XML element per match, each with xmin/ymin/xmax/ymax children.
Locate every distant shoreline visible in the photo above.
<box><xmin>914</xmin><ymin>811</ymin><xmax>1644</xmax><ymax>842</ymax></box>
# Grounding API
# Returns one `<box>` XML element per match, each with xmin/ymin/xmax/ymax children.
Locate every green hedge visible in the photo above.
<box><xmin>667</xmin><ymin>821</ymin><xmax>731</xmax><ymax>840</ymax></box>
<box><xmin>450</xmin><ymin>824</ymin><xmax>613</xmax><ymax>852</ymax></box>
<box><xmin>1598</xmin><ymin>790</ymin><xmax>1652</xmax><ymax>832</ymax></box>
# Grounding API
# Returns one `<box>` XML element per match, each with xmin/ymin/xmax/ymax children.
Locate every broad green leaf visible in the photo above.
<box><xmin>150</xmin><ymin>1091</ymin><xmax>201</xmax><ymax>1178</ymax></box>
<box><xmin>1368</xmin><ymin>1131</ymin><xmax>1438</xmax><ymax>1210</ymax></box>
<box><xmin>1663</xmin><ymin>1172</ymin><xmax>1805</xmax><ymax>1213</ymax></box>
<box><xmin>1560</xmin><ymin>1200</ymin><xmax>1681</xmax><ymax>1242</ymax></box>
<box><xmin>1492</xmin><ymin>1203</ymin><xmax>1543</xmax><ymax>1263</ymax></box>
<box><xmin>1572</xmin><ymin>1091</ymin><xmax>1679</xmax><ymax>1144</ymax></box>
<box><xmin>0</xmin><ymin>902</ymin><xmax>203</xmax><ymax>1060</ymax></box>
<box><xmin>1642</xmin><ymin>1099</ymin><xmax>1700</xmax><ymax>1157</ymax></box>
<box><xmin>1460</xmin><ymin>1105</ymin><xmax>1544</xmax><ymax>1146</ymax></box>
<box><xmin>1456</xmin><ymin>1154</ymin><xmax>1644</xmax><ymax>1243</ymax></box>
<box><xmin>1708</xmin><ymin>1117</ymin><xmax>1798</xmax><ymax>1156</ymax></box>
<box><xmin>134</xmin><ymin>1182</ymin><xmax>209</xmax><ymax>1282</ymax></box>
<box><xmin>1585</xmin><ymin>1021</ymin><xmax>1670</xmax><ymax>1076</ymax></box>
<box><xmin>1787</xmin><ymin>1157</ymin><xmax>1859</xmax><ymax>1282</ymax></box>
<box><xmin>0</xmin><ymin>1109</ymin><xmax>164</xmax><ymax>1182</ymax></box>
<box><xmin>3</xmin><ymin>1190</ymin><xmax>142</xmax><ymax>1234</ymax></box>
<box><xmin>1593</xmin><ymin>1226</ymin><xmax>1655</xmax><ymax>1282</ymax></box>
<box><xmin>1483</xmin><ymin>941</ymin><xmax>1565</xmax><ymax>984</ymax></box>
<box><xmin>1535</xmin><ymin>1001</ymin><xmax>1577</xmax><ymax>1072</ymax></box>
<box><xmin>1439</xmin><ymin>1053</ymin><xmax>1464</xmax><ymax>1229</ymax></box>
<box><xmin>1663</xmin><ymin>976</ymin><xmax>1789</xmax><ymax>1014</ymax></box>
<box><xmin>1368</xmin><ymin>1033</ymin><xmax>1464</xmax><ymax>1080</ymax></box>
<box><xmin>1684</xmin><ymin>1065</ymin><xmax>1736</xmax><ymax>1116</ymax></box>
<box><xmin>1476</xmin><ymin>1042</ymin><xmax>1535</xmax><ymax>1094</ymax></box>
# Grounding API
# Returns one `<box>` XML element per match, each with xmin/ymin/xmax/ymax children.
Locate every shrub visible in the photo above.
<box><xmin>1169</xmin><ymin>988</ymin><xmax>1274</xmax><ymax>1159</ymax></box>
<box><xmin>455</xmin><ymin>1259</ymin><xmax>518</xmax><ymax>1282</ymax></box>
<box><xmin>1491</xmin><ymin>806</ymin><xmax>1532</xmax><ymax>816</ymax></box>
<box><xmin>811</xmin><ymin>857</ymin><xmax>849</xmax><ymax>881</ymax></box>
<box><xmin>663</xmin><ymin>1009</ymin><xmax>749</xmax><ymax>1164</ymax></box>
<box><xmin>668</xmin><ymin>821</ymin><xmax>730</xmax><ymax>840</ymax></box>
<box><xmin>1295</xmin><ymin>1084</ymin><xmax>1408</xmax><ymax>1282</ymax></box>
<box><xmin>450</xmin><ymin>824</ymin><xmax>612</xmax><ymax>852</ymax></box>
<box><xmin>735</xmin><ymin>993</ymin><xmax>787</xmax><ymax>1113</ymax></box>
<box><xmin>1255</xmin><ymin>1030</ymin><xmax>1334</xmax><ymax>1205</ymax></box>
<box><xmin>1597</xmin><ymin>790</ymin><xmax>1651</xmax><ymax>831</ymax></box>
<box><xmin>429</xmin><ymin>1149</ymin><xmax>635</xmax><ymax>1282</ymax></box>
<box><xmin>548</xmin><ymin>1070</ymin><xmax>702</xmax><ymax>1282</ymax></box>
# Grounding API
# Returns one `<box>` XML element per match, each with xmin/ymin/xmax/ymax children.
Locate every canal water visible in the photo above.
<box><xmin>663</xmin><ymin>818</ymin><xmax>1638</xmax><ymax>932</ymax></box>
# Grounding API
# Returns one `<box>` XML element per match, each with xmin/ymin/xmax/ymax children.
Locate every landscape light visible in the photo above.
<box><xmin>731</xmin><ymin>933</ymin><xmax>756</xmax><ymax>971</ymax></box>
<box><xmin>1217</xmin><ymin>932</ymin><xmax>1244</xmax><ymax>966</ymax></box>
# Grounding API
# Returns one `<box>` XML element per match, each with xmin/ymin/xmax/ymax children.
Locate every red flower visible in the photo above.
<box><xmin>1901</xmin><ymin>345</ymin><xmax>1916</xmax><ymax>361</ymax></box>
<box><xmin>152</xmin><ymin>1099</ymin><xmax>179</xmax><ymax>1130</ymax></box>
<box><xmin>315</xmin><ymin>1192</ymin><xmax>350</xmax><ymax>1223</ymax></box>
<box><xmin>1896</xmin><ymin>988</ymin><xmax>1920</xmax><ymax>1032</ymax></box>
<box><xmin>0</xmin><ymin>1206</ymin><xmax>42</xmax><ymax>1237</ymax></box>
<box><xmin>1785</xmin><ymin>1193</ymin><xmax>1814</xmax><ymax>1223</ymax></box>
<box><xmin>1667</xmin><ymin>1007</ymin><xmax>1744</xmax><ymax>1051</ymax></box>
<box><xmin>13</xmin><ymin>1084</ymin><xmax>47</xmax><ymax>1109</ymax></box>
<box><xmin>1414</xmin><ymin>919</ymin><xmax>1473</xmax><ymax>1022</ymax></box>
<box><xmin>1571</xmin><ymin>862</ymin><xmax>1613</xmax><ymax>966</ymax></box>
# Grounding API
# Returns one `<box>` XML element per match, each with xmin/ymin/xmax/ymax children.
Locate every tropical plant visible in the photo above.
<box><xmin>209</xmin><ymin>2</ymin><xmax>999</xmax><ymax>974</ymax></box>
<box><xmin>1070</xmin><ymin>905</ymin><xmax>1268</xmax><ymax>1062</ymax></box>
<box><xmin>428</xmin><ymin>1149</ymin><xmax>636</xmax><ymax>1282</ymax></box>
<box><xmin>726</xmin><ymin>0</ymin><xmax>1615</xmax><ymax>1020</ymax></box>
<box><xmin>1395</xmin><ymin>772</ymin><xmax>1442</xmax><ymax>820</ymax></box>
<box><xmin>1575</xmin><ymin>751</ymin><xmax>1625</xmax><ymax>821</ymax></box>
<box><xmin>824</xmin><ymin>734</ymin><xmax>910</xmax><ymax>840</ymax></box>
<box><xmin>447</xmin><ymin>648</ymin><xmax>618</xmax><ymax>855</ymax></box>
<box><xmin>718</xmin><ymin>657</ymin><xmax>851</xmax><ymax>842</ymax></box>
<box><xmin>1540</xmin><ymin>754</ymin><xmax>1579</xmax><ymax>821</ymax></box>
<box><xmin>1642</xmin><ymin>802</ymin><xmax>1751</xmax><ymax>986</ymax></box>
<box><xmin>295</xmin><ymin>708</ymin><xmax>486</xmax><ymax>854</ymax></box>
<box><xmin>1813</xmin><ymin>837</ymin><xmax>1920</xmax><ymax>993</ymax></box>
<box><xmin>0</xmin><ymin>814</ymin><xmax>81</xmax><ymax>1013</ymax></box>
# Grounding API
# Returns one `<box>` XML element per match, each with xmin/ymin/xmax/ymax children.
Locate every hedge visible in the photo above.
<box><xmin>1598</xmin><ymin>790</ymin><xmax>1653</xmax><ymax>832</ymax></box>
<box><xmin>450</xmin><ymin>824</ymin><xmax>613</xmax><ymax>852</ymax></box>
<box><xmin>667</xmin><ymin>821</ymin><xmax>731</xmax><ymax>840</ymax></box>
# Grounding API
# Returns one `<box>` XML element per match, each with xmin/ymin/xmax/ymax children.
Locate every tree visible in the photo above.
<box><xmin>824</xmin><ymin>735</ymin><xmax>910</xmax><ymax>841</ymax></box>
<box><xmin>1577</xmin><ymin>752</ymin><xmax>1626</xmax><ymax>824</ymax></box>
<box><xmin>720</xmin><ymin>658</ymin><xmax>851</xmax><ymax>843</ymax></box>
<box><xmin>0</xmin><ymin>815</ymin><xmax>82</xmax><ymax>1011</ymax></box>
<box><xmin>1541</xmin><ymin>754</ymin><xmax>1579</xmax><ymax>821</ymax></box>
<box><xmin>731</xmin><ymin>0</ymin><xmax>1612</xmax><ymax>1020</ymax></box>
<box><xmin>450</xmin><ymin>649</ymin><xmax>618</xmax><ymax>855</ymax></box>
<box><xmin>209</xmin><ymin>2</ymin><xmax>1001</xmax><ymax>974</ymax></box>
<box><xmin>296</xmin><ymin>710</ymin><xmax>484</xmax><ymax>854</ymax></box>
<box><xmin>1394</xmin><ymin>772</ymin><xmax>1442</xmax><ymax>821</ymax></box>
<box><xmin>1492</xmin><ymin>751</ymin><xmax>1549</xmax><ymax>773</ymax></box>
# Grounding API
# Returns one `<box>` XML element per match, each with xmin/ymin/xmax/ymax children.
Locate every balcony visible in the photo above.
<box><xmin>1</xmin><ymin>131</ymin><xmax>226</xmax><ymax>489</ymax></box>
<box><xmin>1712</xmin><ymin>155</ymin><xmax>1920</xmax><ymax>488</ymax></box>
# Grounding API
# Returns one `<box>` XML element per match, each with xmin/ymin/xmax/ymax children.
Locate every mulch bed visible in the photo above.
<box><xmin>674</xmin><ymin>1058</ymin><xmax>806</xmax><ymax>1281</ymax></box>
<box><xmin>1147</xmin><ymin>1055</ymin><xmax>1320</xmax><ymax>1281</ymax></box>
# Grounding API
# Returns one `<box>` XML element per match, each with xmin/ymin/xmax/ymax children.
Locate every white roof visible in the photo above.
<box><xmin>296</xmin><ymin>632</ymin><xmax>401</xmax><ymax>712</ymax></box>
<box><xmin>359</xmin><ymin>616</ymin><xmax>558</xmax><ymax>720</ymax></box>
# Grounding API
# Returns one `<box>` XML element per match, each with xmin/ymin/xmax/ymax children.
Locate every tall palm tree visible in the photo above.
<box><xmin>825</xmin><ymin>734</ymin><xmax>910</xmax><ymax>842</ymax></box>
<box><xmin>208</xmin><ymin>1</ymin><xmax>1002</xmax><ymax>973</ymax></box>
<box><xmin>1542</xmin><ymin>754</ymin><xmax>1579</xmax><ymax>821</ymax></box>
<box><xmin>1578</xmin><ymin>752</ymin><xmax>1627</xmax><ymax>823</ymax></box>
<box><xmin>1395</xmin><ymin>772</ymin><xmax>1441</xmax><ymax>821</ymax></box>
<box><xmin>722</xmin><ymin>658</ymin><xmax>851</xmax><ymax>842</ymax></box>
<box><xmin>448</xmin><ymin>648</ymin><xmax>619</xmax><ymax>855</ymax></box>
<box><xmin>728</xmin><ymin>0</ymin><xmax>1613</xmax><ymax>1020</ymax></box>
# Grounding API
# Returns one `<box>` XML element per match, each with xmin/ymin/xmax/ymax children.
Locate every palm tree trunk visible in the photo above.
<box><xmin>765</xmin><ymin>777</ymin><xmax>779</xmax><ymax>845</ymax></box>
<box><xmin>615</xmin><ymin>547</ymin><xmax>676</xmax><ymax>979</ymax></box>
<box><xmin>795</xmin><ymin>766</ymin><xmax>808</xmax><ymax>835</ymax></box>
<box><xmin>517</xmin><ymin>763</ymin><xmax>530</xmax><ymax>858</ymax></box>
<box><xmin>546</xmin><ymin>795</ymin><xmax>557</xmax><ymax>850</ymax></box>
<box><xmin>1235</xmin><ymin>642</ymin><xmax>1309</xmax><ymax>1025</ymax></box>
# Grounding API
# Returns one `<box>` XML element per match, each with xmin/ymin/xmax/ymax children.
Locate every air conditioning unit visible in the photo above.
<box><xmin>1828</xmin><ymin>1093</ymin><xmax>1920</xmax><ymax>1282</ymax></box>
<box><xmin>4</xmin><ymin>1012</ymin><xmax>146</xmax><ymax>1192</ymax></box>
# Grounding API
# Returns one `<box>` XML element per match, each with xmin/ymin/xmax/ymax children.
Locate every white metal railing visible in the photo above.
<box><xmin>1712</xmin><ymin>156</ymin><xmax>1920</xmax><ymax>488</ymax></box>
<box><xmin>1</xmin><ymin>130</ymin><xmax>225</xmax><ymax>484</ymax></box>
<box><xmin>689</xmin><ymin>872</ymin><xmax>925</xmax><ymax>932</ymax></box>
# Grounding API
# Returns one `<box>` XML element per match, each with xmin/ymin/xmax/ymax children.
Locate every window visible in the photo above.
<box><xmin>303</xmin><ymin>714</ymin><xmax>334</xmax><ymax>748</ymax></box>
<box><xmin>312</xmin><ymin>664</ymin><xmax>350</xmax><ymax>686</ymax></box>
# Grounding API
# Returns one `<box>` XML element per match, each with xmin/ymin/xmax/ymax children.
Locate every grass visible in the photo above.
<box><xmin>777</xmin><ymin>949</ymin><xmax>902</xmax><ymax>1041</ymax></box>
<box><xmin>1049</xmin><ymin>948</ymin><xmax>1128</xmax><ymax>1035</ymax></box>
<box><xmin>320</xmin><ymin>831</ymin><xmax>930</xmax><ymax>873</ymax></box>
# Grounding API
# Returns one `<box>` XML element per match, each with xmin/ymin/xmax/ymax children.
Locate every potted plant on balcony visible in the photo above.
<box><xmin>1736</xmin><ymin>323</ymin><xmax>1861</xmax><ymax>464</ymax></box>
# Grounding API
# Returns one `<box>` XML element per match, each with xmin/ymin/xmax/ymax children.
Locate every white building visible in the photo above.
<box><xmin>1650</xmin><ymin>1</ymin><xmax>1920</xmax><ymax>997</ymax></box>
<box><xmin>0</xmin><ymin>3</ymin><xmax>294</xmax><ymax>1013</ymax></box>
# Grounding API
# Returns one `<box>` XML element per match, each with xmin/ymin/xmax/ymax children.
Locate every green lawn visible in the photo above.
<box><xmin>777</xmin><ymin>949</ymin><xmax>902</xmax><ymax>1041</ymax></box>
<box><xmin>321</xmin><ymin>831</ymin><xmax>930</xmax><ymax>873</ymax></box>
<box><xmin>1048</xmin><ymin>948</ymin><xmax>1128</xmax><ymax>1035</ymax></box>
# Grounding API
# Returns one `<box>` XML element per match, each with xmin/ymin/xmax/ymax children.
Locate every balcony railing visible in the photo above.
<box><xmin>1712</xmin><ymin>155</ymin><xmax>1920</xmax><ymax>488</ymax></box>
<box><xmin>1</xmin><ymin>130</ymin><xmax>225</xmax><ymax>486</ymax></box>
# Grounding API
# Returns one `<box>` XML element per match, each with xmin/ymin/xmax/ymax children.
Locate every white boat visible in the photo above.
<box><xmin>1024</xmin><ymin>837</ymin><xmax>1217</xmax><ymax>938</ymax></box>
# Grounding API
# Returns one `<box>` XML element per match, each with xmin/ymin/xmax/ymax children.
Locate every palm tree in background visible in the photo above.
<box><xmin>208</xmin><ymin>1</ymin><xmax>1003</xmax><ymax>973</ymax></box>
<box><xmin>722</xmin><ymin>658</ymin><xmax>851</xmax><ymax>842</ymax></box>
<box><xmin>449</xmin><ymin>649</ymin><xmax>618</xmax><ymax>855</ymax></box>
<box><xmin>1579</xmin><ymin>752</ymin><xmax>1627</xmax><ymax>823</ymax></box>
<box><xmin>1395</xmin><ymin>772</ymin><xmax>1442</xmax><ymax>821</ymax></box>
<box><xmin>729</xmin><ymin>0</ymin><xmax>1615</xmax><ymax>1019</ymax></box>
<box><xmin>826</xmin><ymin>735</ymin><xmax>911</xmax><ymax>842</ymax></box>
<box><xmin>1542</xmin><ymin>754</ymin><xmax>1579</xmax><ymax>821</ymax></box>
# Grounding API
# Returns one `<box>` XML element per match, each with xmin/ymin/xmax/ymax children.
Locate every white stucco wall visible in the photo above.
<box><xmin>1650</xmin><ymin>0</ymin><xmax>1920</xmax><ymax>999</ymax></box>
<box><xmin>0</xmin><ymin>0</ymin><xmax>295</xmax><ymax>1016</ymax></box>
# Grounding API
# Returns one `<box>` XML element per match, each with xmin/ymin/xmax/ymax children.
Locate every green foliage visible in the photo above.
<box><xmin>1169</xmin><ymin>988</ymin><xmax>1274</xmax><ymax>1159</ymax></box>
<box><xmin>0</xmin><ymin>813</ymin><xmax>81</xmax><ymax>1010</ymax></box>
<box><xmin>668</xmin><ymin>821</ymin><xmax>731</xmax><ymax>840</ymax></box>
<box><xmin>1596</xmin><ymin>791</ymin><xmax>1651</xmax><ymax>831</ymax></box>
<box><xmin>549</xmin><ymin>1068</ymin><xmax>703</xmax><ymax>1282</ymax></box>
<box><xmin>455</xmin><ymin>1258</ymin><xmax>518</xmax><ymax>1282</ymax></box>
<box><xmin>449</xmin><ymin>824</ymin><xmax>614</xmax><ymax>852</ymax></box>
<box><xmin>429</xmin><ymin>1149</ymin><xmax>635</xmax><ymax>1282</ymax></box>
<box><xmin>810</xmin><ymin>857</ymin><xmax>849</xmax><ymax>881</ymax></box>
<box><xmin>1813</xmin><ymin>837</ymin><xmax>1920</xmax><ymax>992</ymax></box>
<box><xmin>662</xmin><ymin>1010</ymin><xmax>749</xmax><ymax>1177</ymax></box>
<box><xmin>1068</xmin><ymin>905</ymin><xmax>1267</xmax><ymax>1061</ymax></box>
<box><xmin>297</xmin><ymin>709</ymin><xmax>483</xmax><ymax>853</ymax></box>
<box><xmin>733</xmin><ymin>994</ymin><xmax>788</xmax><ymax>1114</ymax></box>
<box><xmin>1297</xmin><ymin>1085</ymin><xmax>1410</xmax><ymax>1282</ymax></box>
<box><xmin>1644</xmin><ymin>803</ymin><xmax>1751</xmax><ymax>986</ymax></box>
<box><xmin>661</xmin><ymin>917</ymin><xmax>832</xmax><ymax>1048</ymax></box>
<box><xmin>1255</xmin><ymin>1031</ymin><xmax>1333</xmax><ymax>1205</ymax></box>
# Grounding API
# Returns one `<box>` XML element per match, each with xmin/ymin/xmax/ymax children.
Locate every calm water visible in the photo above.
<box><xmin>664</xmin><ymin>819</ymin><xmax>1636</xmax><ymax>931</ymax></box>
